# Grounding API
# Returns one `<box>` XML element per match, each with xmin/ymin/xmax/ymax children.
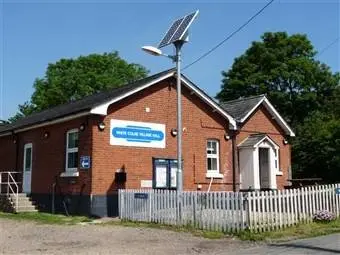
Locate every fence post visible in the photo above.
<box><xmin>244</xmin><ymin>192</ymin><xmax>250</xmax><ymax>231</ymax></box>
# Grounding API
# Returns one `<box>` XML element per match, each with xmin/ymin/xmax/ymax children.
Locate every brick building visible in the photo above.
<box><xmin>0</xmin><ymin>69</ymin><xmax>294</xmax><ymax>217</ymax></box>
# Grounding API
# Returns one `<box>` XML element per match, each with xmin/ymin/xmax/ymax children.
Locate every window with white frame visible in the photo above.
<box><xmin>274</xmin><ymin>148</ymin><xmax>280</xmax><ymax>173</ymax></box>
<box><xmin>66</xmin><ymin>129</ymin><xmax>79</xmax><ymax>172</ymax></box>
<box><xmin>206</xmin><ymin>140</ymin><xmax>220</xmax><ymax>173</ymax></box>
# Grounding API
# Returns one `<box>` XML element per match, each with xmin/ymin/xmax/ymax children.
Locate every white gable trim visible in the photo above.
<box><xmin>90</xmin><ymin>72</ymin><xmax>237</xmax><ymax>129</ymax></box>
<box><xmin>90</xmin><ymin>72</ymin><xmax>175</xmax><ymax>115</ymax></box>
<box><xmin>254</xmin><ymin>135</ymin><xmax>279</xmax><ymax>149</ymax></box>
<box><xmin>0</xmin><ymin>131</ymin><xmax>12</xmax><ymax>137</ymax></box>
<box><xmin>239</xmin><ymin>96</ymin><xmax>295</xmax><ymax>137</ymax></box>
<box><xmin>180</xmin><ymin>77</ymin><xmax>236</xmax><ymax>129</ymax></box>
<box><xmin>14</xmin><ymin>112</ymin><xmax>90</xmax><ymax>134</ymax></box>
<box><xmin>239</xmin><ymin>97</ymin><xmax>265</xmax><ymax>123</ymax></box>
<box><xmin>262</xmin><ymin>98</ymin><xmax>295</xmax><ymax>136</ymax></box>
<box><xmin>238</xmin><ymin>135</ymin><xmax>279</xmax><ymax>149</ymax></box>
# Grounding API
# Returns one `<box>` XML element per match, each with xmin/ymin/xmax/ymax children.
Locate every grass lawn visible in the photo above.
<box><xmin>107</xmin><ymin>218</ymin><xmax>340</xmax><ymax>241</ymax></box>
<box><xmin>236</xmin><ymin>218</ymin><xmax>340</xmax><ymax>242</ymax></box>
<box><xmin>0</xmin><ymin>212</ymin><xmax>91</xmax><ymax>225</ymax></box>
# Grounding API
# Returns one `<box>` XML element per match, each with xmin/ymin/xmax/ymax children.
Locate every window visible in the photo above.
<box><xmin>66</xmin><ymin>129</ymin><xmax>79</xmax><ymax>172</ymax></box>
<box><xmin>206</xmin><ymin>140</ymin><xmax>220</xmax><ymax>174</ymax></box>
<box><xmin>24</xmin><ymin>145</ymin><xmax>32</xmax><ymax>172</ymax></box>
<box><xmin>274</xmin><ymin>148</ymin><xmax>281</xmax><ymax>174</ymax></box>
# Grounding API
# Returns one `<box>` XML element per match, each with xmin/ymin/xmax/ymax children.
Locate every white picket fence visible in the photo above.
<box><xmin>119</xmin><ymin>183</ymin><xmax>340</xmax><ymax>233</ymax></box>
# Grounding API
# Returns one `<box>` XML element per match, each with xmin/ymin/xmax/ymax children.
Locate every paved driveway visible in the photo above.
<box><xmin>0</xmin><ymin>218</ymin><xmax>339</xmax><ymax>254</ymax></box>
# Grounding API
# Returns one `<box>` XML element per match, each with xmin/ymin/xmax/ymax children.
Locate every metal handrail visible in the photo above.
<box><xmin>0</xmin><ymin>172</ymin><xmax>19</xmax><ymax>211</ymax></box>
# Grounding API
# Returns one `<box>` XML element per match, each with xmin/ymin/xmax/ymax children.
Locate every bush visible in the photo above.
<box><xmin>313</xmin><ymin>210</ymin><xmax>336</xmax><ymax>223</ymax></box>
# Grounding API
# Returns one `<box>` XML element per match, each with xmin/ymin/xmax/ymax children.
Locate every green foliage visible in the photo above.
<box><xmin>0</xmin><ymin>212</ymin><xmax>91</xmax><ymax>225</ymax></box>
<box><xmin>217</xmin><ymin>32</ymin><xmax>340</xmax><ymax>183</ymax></box>
<box><xmin>292</xmin><ymin>87</ymin><xmax>340</xmax><ymax>182</ymax></box>
<box><xmin>217</xmin><ymin>32</ymin><xmax>338</xmax><ymax>127</ymax></box>
<box><xmin>237</xmin><ymin>218</ymin><xmax>340</xmax><ymax>242</ymax></box>
<box><xmin>10</xmin><ymin>51</ymin><xmax>148</xmax><ymax>120</ymax></box>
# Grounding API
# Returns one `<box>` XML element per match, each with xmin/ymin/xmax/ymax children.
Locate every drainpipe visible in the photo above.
<box><xmin>232</xmin><ymin>131</ymin><xmax>237</xmax><ymax>192</ymax></box>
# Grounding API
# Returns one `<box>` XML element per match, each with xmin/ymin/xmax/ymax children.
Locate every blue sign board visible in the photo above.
<box><xmin>112</xmin><ymin>126</ymin><xmax>164</xmax><ymax>143</ymax></box>
<box><xmin>335</xmin><ymin>188</ymin><xmax>340</xmax><ymax>195</ymax></box>
<box><xmin>80</xmin><ymin>156</ymin><xmax>91</xmax><ymax>169</ymax></box>
<box><xmin>110</xmin><ymin>119</ymin><xmax>165</xmax><ymax>148</ymax></box>
<box><xmin>134</xmin><ymin>193</ymin><xmax>149</xmax><ymax>199</ymax></box>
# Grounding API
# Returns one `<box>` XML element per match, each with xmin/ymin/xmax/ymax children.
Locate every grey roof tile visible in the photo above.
<box><xmin>220</xmin><ymin>94</ymin><xmax>265</xmax><ymax>121</ymax></box>
<box><xmin>238</xmin><ymin>133</ymin><xmax>267</xmax><ymax>147</ymax></box>
<box><xmin>0</xmin><ymin>68</ymin><xmax>175</xmax><ymax>134</ymax></box>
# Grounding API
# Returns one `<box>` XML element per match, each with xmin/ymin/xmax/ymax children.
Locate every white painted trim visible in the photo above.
<box><xmin>206</xmin><ymin>172</ymin><xmax>224</xmax><ymax>179</ymax></box>
<box><xmin>239</xmin><ymin>96</ymin><xmax>295</xmax><ymax>137</ymax></box>
<box><xmin>0</xmin><ymin>131</ymin><xmax>11</xmax><ymax>137</ymax></box>
<box><xmin>60</xmin><ymin>171</ymin><xmax>79</xmax><ymax>177</ymax></box>
<box><xmin>238</xmin><ymin>135</ymin><xmax>279</xmax><ymax>149</ymax></box>
<box><xmin>65</xmin><ymin>128</ymin><xmax>79</xmax><ymax>173</ymax></box>
<box><xmin>23</xmin><ymin>143</ymin><xmax>33</xmax><ymax>193</ymax></box>
<box><xmin>239</xmin><ymin>97</ymin><xmax>265</xmax><ymax>123</ymax></box>
<box><xmin>14</xmin><ymin>111</ymin><xmax>90</xmax><ymax>134</ymax></box>
<box><xmin>89</xmin><ymin>72</ymin><xmax>237</xmax><ymax>129</ymax></box>
<box><xmin>254</xmin><ymin>136</ymin><xmax>279</xmax><ymax>149</ymax></box>
<box><xmin>206</xmin><ymin>139</ymin><xmax>220</xmax><ymax>174</ymax></box>
<box><xmin>262</xmin><ymin>98</ymin><xmax>295</xmax><ymax>137</ymax></box>
<box><xmin>23</xmin><ymin>143</ymin><xmax>33</xmax><ymax>172</ymax></box>
<box><xmin>181</xmin><ymin>77</ymin><xmax>237</xmax><ymax>129</ymax></box>
<box><xmin>90</xmin><ymin>72</ymin><xmax>175</xmax><ymax>115</ymax></box>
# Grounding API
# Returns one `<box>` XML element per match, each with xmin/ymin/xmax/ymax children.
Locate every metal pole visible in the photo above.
<box><xmin>175</xmin><ymin>41</ymin><xmax>183</xmax><ymax>193</ymax></box>
<box><xmin>175</xmin><ymin>41</ymin><xmax>184</xmax><ymax>223</ymax></box>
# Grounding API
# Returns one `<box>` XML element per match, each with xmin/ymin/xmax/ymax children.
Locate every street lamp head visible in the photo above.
<box><xmin>141</xmin><ymin>46</ymin><xmax>162</xmax><ymax>56</ymax></box>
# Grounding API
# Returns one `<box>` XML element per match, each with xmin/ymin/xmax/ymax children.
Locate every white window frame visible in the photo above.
<box><xmin>274</xmin><ymin>147</ymin><xmax>282</xmax><ymax>175</ymax></box>
<box><xmin>65</xmin><ymin>128</ymin><xmax>79</xmax><ymax>173</ymax></box>
<box><xmin>206</xmin><ymin>139</ymin><xmax>223</xmax><ymax>178</ymax></box>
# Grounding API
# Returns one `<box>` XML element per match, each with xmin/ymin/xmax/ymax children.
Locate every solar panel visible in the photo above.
<box><xmin>158</xmin><ymin>10</ymin><xmax>199</xmax><ymax>48</ymax></box>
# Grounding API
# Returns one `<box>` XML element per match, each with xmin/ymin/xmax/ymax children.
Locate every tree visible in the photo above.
<box><xmin>292</xmin><ymin>87</ymin><xmax>340</xmax><ymax>182</ymax></box>
<box><xmin>216</xmin><ymin>32</ymin><xmax>339</xmax><ymax>127</ymax></box>
<box><xmin>10</xmin><ymin>51</ymin><xmax>148</xmax><ymax>121</ymax></box>
<box><xmin>216</xmin><ymin>31</ymin><xmax>340</xmax><ymax>183</ymax></box>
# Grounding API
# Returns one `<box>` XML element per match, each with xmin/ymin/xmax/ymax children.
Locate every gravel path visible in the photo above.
<box><xmin>2</xmin><ymin>218</ymin><xmax>339</xmax><ymax>254</ymax></box>
<box><xmin>0</xmin><ymin>218</ymin><xmax>256</xmax><ymax>255</ymax></box>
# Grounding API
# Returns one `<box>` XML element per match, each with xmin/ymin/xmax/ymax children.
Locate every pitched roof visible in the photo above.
<box><xmin>0</xmin><ymin>69</ymin><xmax>175</xmax><ymax>135</ymax></box>
<box><xmin>220</xmin><ymin>95</ymin><xmax>295</xmax><ymax>137</ymax></box>
<box><xmin>238</xmin><ymin>133</ymin><xmax>278</xmax><ymax>148</ymax></box>
<box><xmin>0</xmin><ymin>69</ymin><xmax>237</xmax><ymax>135</ymax></box>
<box><xmin>238</xmin><ymin>133</ymin><xmax>267</xmax><ymax>147</ymax></box>
<box><xmin>220</xmin><ymin>95</ymin><xmax>265</xmax><ymax>121</ymax></box>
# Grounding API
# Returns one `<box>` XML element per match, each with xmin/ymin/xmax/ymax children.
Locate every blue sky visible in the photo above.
<box><xmin>0</xmin><ymin>0</ymin><xmax>339</xmax><ymax>120</ymax></box>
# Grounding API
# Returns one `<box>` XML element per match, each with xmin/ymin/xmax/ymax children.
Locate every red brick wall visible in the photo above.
<box><xmin>1</xmin><ymin>117</ymin><xmax>93</xmax><ymax>195</ymax></box>
<box><xmin>0</xmin><ymin>80</ymin><xmax>292</xmax><ymax>196</ymax></box>
<box><xmin>236</xmin><ymin>105</ymin><xmax>291</xmax><ymax>190</ymax></box>
<box><xmin>91</xmin><ymin>78</ymin><xmax>233</xmax><ymax>194</ymax></box>
<box><xmin>0</xmin><ymin>135</ymin><xmax>17</xmax><ymax>172</ymax></box>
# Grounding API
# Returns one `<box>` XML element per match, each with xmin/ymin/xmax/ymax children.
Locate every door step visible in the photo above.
<box><xmin>9</xmin><ymin>193</ymin><xmax>38</xmax><ymax>213</ymax></box>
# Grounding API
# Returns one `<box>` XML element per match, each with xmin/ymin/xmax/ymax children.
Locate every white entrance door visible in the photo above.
<box><xmin>259</xmin><ymin>148</ymin><xmax>270</xmax><ymax>189</ymax></box>
<box><xmin>23</xmin><ymin>143</ymin><xmax>33</xmax><ymax>193</ymax></box>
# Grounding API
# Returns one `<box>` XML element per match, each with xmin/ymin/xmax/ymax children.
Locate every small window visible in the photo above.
<box><xmin>274</xmin><ymin>148</ymin><xmax>280</xmax><ymax>173</ymax></box>
<box><xmin>207</xmin><ymin>140</ymin><xmax>220</xmax><ymax>173</ymax></box>
<box><xmin>66</xmin><ymin>129</ymin><xmax>79</xmax><ymax>172</ymax></box>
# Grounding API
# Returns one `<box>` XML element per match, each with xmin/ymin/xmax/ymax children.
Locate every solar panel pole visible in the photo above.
<box><xmin>142</xmin><ymin>9</ymin><xmax>198</xmax><ymax>223</ymax></box>
<box><xmin>175</xmin><ymin>40</ymin><xmax>184</xmax><ymax>223</ymax></box>
<box><xmin>175</xmin><ymin>40</ymin><xmax>184</xmax><ymax>195</ymax></box>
